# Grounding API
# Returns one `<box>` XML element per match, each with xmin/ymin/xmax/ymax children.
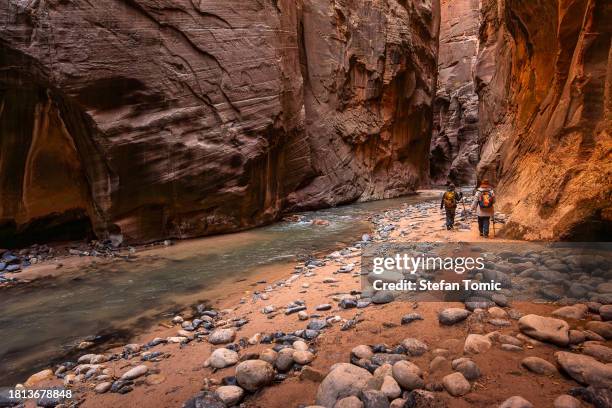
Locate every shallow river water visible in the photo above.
<box><xmin>0</xmin><ymin>192</ymin><xmax>439</xmax><ymax>386</ymax></box>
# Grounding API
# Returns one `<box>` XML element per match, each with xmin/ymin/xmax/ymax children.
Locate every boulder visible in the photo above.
<box><xmin>442</xmin><ymin>372</ymin><xmax>471</xmax><ymax>396</ymax></box>
<box><xmin>360</xmin><ymin>389</ymin><xmax>389</xmax><ymax>408</ymax></box>
<box><xmin>518</xmin><ymin>314</ymin><xmax>570</xmax><ymax>346</ymax></box>
<box><xmin>334</xmin><ymin>396</ymin><xmax>364</xmax><ymax>408</ymax></box>
<box><xmin>120</xmin><ymin>365</ymin><xmax>148</xmax><ymax>381</ymax></box>
<box><xmin>401</xmin><ymin>338</ymin><xmax>429</xmax><ymax>356</ymax></box>
<box><xmin>555</xmin><ymin>352</ymin><xmax>612</xmax><ymax>388</ymax></box>
<box><xmin>582</xmin><ymin>343</ymin><xmax>612</xmax><ymax>363</ymax></box>
<box><xmin>392</xmin><ymin>361</ymin><xmax>424</xmax><ymax>390</ymax></box>
<box><xmin>208</xmin><ymin>329</ymin><xmax>236</xmax><ymax>345</ymax></box>
<box><xmin>585</xmin><ymin>321</ymin><xmax>612</xmax><ymax>339</ymax></box>
<box><xmin>380</xmin><ymin>376</ymin><xmax>401</xmax><ymax>399</ymax></box>
<box><xmin>464</xmin><ymin>334</ymin><xmax>491</xmax><ymax>354</ymax></box>
<box><xmin>438</xmin><ymin>308</ymin><xmax>471</xmax><ymax>325</ymax></box>
<box><xmin>553</xmin><ymin>395</ymin><xmax>581</xmax><ymax>408</ymax></box>
<box><xmin>215</xmin><ymin>385</ymin><xmax>244</xmax><ymax>406</ymax></box>
<box><xmin>235</xmin><ymin>360</ymin><xmax>275</xmax><ymax>391</ymax></box>
<box><xmin>552</xmin><ymin>305</ymin><xmax>588</xmax><ymax>320</ymax></box>
<box><xmin>451</xmin><ymin>358</ymin><xmax>481</xmax><ymax>380</ymax></box>
<box><xmin>316</xmin><ymin>363</ymin><xmax>372</xmax><ymax>407</ymax></box>
<box><xmin>499</xmin><ymin>396</ymin><xmax>533</xmax><ymax>408</ymax></box>
<box><xmin>521</xmin><ymin>357</ymin><xmax>557</xmax><ymax>375</ymax></box>
<box><xmin>209</xmin><ymin>348</ymin><xmax>239</xmax><ymax>369</ymax></box>
<box><xmin>24</xmin><ymin>369</ymin><xmax>54</xmax><ymax>387</ymax></box>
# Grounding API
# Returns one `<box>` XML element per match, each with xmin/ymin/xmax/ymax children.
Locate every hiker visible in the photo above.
<box><xmin>440</xmin><ymin>183</ymin><xmax>463</xmax><ymax>230</ymax></box>
<box><xmin>471</xmin><ymin>179</ymin><xmax>495</xmax><ymax>238</ymax></box>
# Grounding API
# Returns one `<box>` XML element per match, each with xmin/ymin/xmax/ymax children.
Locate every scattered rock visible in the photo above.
<box><xmin>552</xmin><ymin>305</ymin><xmax>588</xmax><ymax>320</ymax></box>
<box><xmin>582</xmin><ymin>343</ymin><xmax>612</xmax><ymax>363</ymax></box>
<box><xmin>209</xmin><ymin>348</ymin><xmax>240</xmax><ymax>369</ymax></box>
<box><xmin>452</xmin><ymin>358</ymin><xmax>481</xmax><ymax>380</ymax></box>
<box><xmin>215</xmin><ymin>385</ymin><xmax>244</xmax><ymax>406</ymax></box>
<box><xmin>401</xmin><ymin>313</ymin><xmax>423</xmax><ymax>325</ymax></box>
<box><xmin>352</xmin><ymin>345</ymin><xmax>374</xmax><ymax>360</ymax></box>
<box><xmin>585</xmin><ymin>321</ymin><xmax>612</xmax><ymax>339</ymax></box>
<box><xmin>438</xmin><ymin>308</ymin><xmax>470</xmax><ymax>325</ymax></box>
<box><xmin>392</xmin><ymin>361</ymin><xmax>424</xmax><ymax>390</ymax></box>
<box><xmin>553</xmin><ymin>395</ymin><xmax>581</xmax><ymax>408</ymax></box>
<box><xmin>275</xmin><ymin>348</ymin><xmax>295</xmax><ymax>372</ymax></box>
<box><xmin>372</xmin><ymin>291</ymin><xmax>395</xmax><ymax>304</ymax></box>
<box><xmin>518</xmin><ymin>314</ymin><xmax>570</xmax><ymax>346</ymax></box>
<box><xmin>404</xmin><ymin>390</ymin><xmax>446</xmax><ymax>408</ymax></box>
<box><xmin>464</xmin><ymin>334</ymin><xmax>491</xmax><ymax>354</ymax></box>
<box><xmin>334</xmin><ymin>395</ymin><xmax>364</xmax><ymax>408</ymax></box>
<box><xmin>95</xmin><ymin>382</ymin><xmax>112</xmax><ymax>394</ymax></box>
<box><xmin>120</xmin><ymin>365</ymin><xmax>148</xmax><ymax>381</ymax></box>
<box><xmin>401</xmin><ymin>338</ymin><xmax>428</xmax><ymax>356</ymax></box>
<box><xmin>521</xmin><ymin>357</ymin><xmax>558</xmax><ymax>375</ymax></box>
<box><xmin>361</xmin><ymin>389</ymin><xmax>389</xmax><ymax>408</ymax></box>
<box><xmin>235</xmin><ymin>360</ymin><xmax>275</xmax><ymax>391</ymax></box>
<box><xmin>380</xmin><ymin>375</ymin><xmax>401</xmax><ymax>399</ymax></box>
<box><xmin>315</xmin><ymin>363</ymin><xmax>372</xmax><ymax>407</ymax></box>
<box><xmin>555</xmin><ymin>351</ymin><xmax>612</xmax><ymax>388</ymax></box>
<box><xmin>294</xmin><ymin>350</ymin><xmax>315</xmax><ymax>365</ymax></box>
<box><xmin>209</xmin><ymin>329</ymin><xmax>236</xmax><ymax>345</ymax></box>
<box><xmin>442</xmin><ymin>372</ymin><xmax>471</xmax><ymax>397</ymax></box>
<box><xmin>24</xmin><ymin>369</ymin><xmax>54</xmax><ymax>387</ymax></box>
<box><xmin>499</xmin><ymin>396</ymin><xmax>533</xmax><ymax>408</ymax></box>
<box><xmin>600</xmin><ymin>305</ymin><xmax>612</xmax><ymax>321</ymax></box>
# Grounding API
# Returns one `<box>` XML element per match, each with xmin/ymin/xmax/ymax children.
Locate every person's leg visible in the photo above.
<box><xmin>450</xmin><ymin>209</ymin><xmax>456</xmax><ymax>229</ymax></box>
<box><xmin>445</xmin><ymin>208</ymin><xmax>452</xmax><ymax>229</ymax></box>
<box><xmin>482</xmin><ymin>216</ymin><xmax>490</xmax><ymax>237</ymax></box>
<box><xmin>478</xmin><ymin>217</ymin><xmax>484</xmax><ymax>236</ymax></box>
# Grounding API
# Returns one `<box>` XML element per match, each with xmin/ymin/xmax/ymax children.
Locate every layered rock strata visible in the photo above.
<box><xmin>0</xmin><ymin>0</ymin><xmax>440</xmax><ymax>245</ymax></box>
<box><xmin>475</xmin><ymin>0</ymin><xmax>611</xmax><ymax>240</ymax></box>
<box><xmin>429</xmin><ymin>0</ymin><xmax>480</xmax><ymax>186</ymax></box>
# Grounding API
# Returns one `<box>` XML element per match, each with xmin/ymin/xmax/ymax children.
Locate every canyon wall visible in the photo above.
<box><xmin>0</xmin><ymin>0</ymin><xmax>440</xmax><ymax>245</ymax></box>
<box><xmin>475</xmin><ymin>0</ymin><xmax>611</xmax><ymax>240</ymax></box>
<box><xmin>429</xmin><ymin>0</ymin><xmax>479</xmax><ymax>185</ymax></box>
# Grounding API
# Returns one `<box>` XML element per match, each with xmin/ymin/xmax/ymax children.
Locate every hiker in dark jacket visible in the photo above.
<box><xmin>471</xmin><ymin>179</ymin><xmax>495</xmax><ymax>237</ymax></box>
<box><xmin>440</xmin><ymin>183</ymin><xmax>463</xmax><ymax>230</ymax></box>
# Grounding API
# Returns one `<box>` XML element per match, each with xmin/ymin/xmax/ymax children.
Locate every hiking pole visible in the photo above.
<box><xmin>492</xmin><ymin>210</ymin><xmax>496</xmax><ymax>238</ymax></box>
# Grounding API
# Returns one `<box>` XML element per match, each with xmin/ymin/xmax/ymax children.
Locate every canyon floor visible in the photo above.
<box><xmin>9</xmin><ymin>194</ymin><xmax>612</xmax><ymax>408</ymax></box>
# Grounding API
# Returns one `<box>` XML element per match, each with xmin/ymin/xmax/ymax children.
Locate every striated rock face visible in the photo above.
<box><xmin>475</xmin><ymin>0</ymin><xmax>612</xmax><ymax>240</ymax></box>
<box><xmin>0</xmin><ymin>0</ymin><xmax>440</xmax><ymax>245</ymax></box>
<box><xmin>429</xmin><ymin>0</ymin><xmax>479</xmax><ymax>186</ymax></box>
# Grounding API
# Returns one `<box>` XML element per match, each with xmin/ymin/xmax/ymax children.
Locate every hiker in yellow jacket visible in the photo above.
<box><xmin>440</xmin><ymin>183</ymin><xmax>463</xmax><ymax>230</ymax></box>
<box><xmin>471</xmin><ymin>179</ymin><xmax>495</xmax><ymax>238</ymax></box>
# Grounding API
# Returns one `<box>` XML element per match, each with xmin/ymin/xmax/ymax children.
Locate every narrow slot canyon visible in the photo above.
<box><xmin>0</xmin><ymin>2</ymin><xmax>611</xmax><ymax>407</ymax></box>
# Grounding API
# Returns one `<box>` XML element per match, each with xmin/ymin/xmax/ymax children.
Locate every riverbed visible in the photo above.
<box><xmin>0</xmin><ymin>191</ymin><xmax>440</xmax><ymax>387</ymax></box>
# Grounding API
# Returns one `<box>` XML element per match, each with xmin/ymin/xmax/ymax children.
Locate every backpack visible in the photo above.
<box><xmin>478</xmin><ymin>190</ymin><xmax>495</xmax><ymax>208</ymax></box>
<box><xmin>443</xmin><ymin>191</ymin><xmax>457</xmax><ymax>209</ymax></box>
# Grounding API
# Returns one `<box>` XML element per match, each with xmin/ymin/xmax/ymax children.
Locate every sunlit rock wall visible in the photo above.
<box><xmin>475</xmin><ymin>0</ymin><xmax>611</xmax><ymax>240</ymax></box>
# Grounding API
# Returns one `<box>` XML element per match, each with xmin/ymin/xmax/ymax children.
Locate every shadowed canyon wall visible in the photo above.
<box><xmin>475</xmin><ymin>0</ymin><xmax>611</xmax><ymax>240</ymax></box>
<box><xmin>0</xmin><ymin>0</ymin><xmax>440</xmax><ymax>245</ymax></box>
<box><xmin>429</xmin><ymin>0</ymin><xmax>479</xmax><ymax>185</ymax></box>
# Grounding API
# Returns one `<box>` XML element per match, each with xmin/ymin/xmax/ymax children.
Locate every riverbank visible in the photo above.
<box><xmin>8</xmin><ymin>194</ymin><xmax>612</xmax><ymax>408</ymax></box>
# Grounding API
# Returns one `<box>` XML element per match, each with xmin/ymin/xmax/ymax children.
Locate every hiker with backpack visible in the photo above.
<box><xmin>440</xmin><ymin>183</ymin><xmax>463</xmax><ymax>230</ymax></box>
<box><xmin>471</xmin><ymin>179</ymin><xmax>495</xmax><ymax>238</ymax></box>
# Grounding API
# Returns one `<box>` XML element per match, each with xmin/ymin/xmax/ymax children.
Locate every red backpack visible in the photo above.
<box><xmin>478</xmin><ymin>190</ymin><xmax>494</xmax><ymax>208</ymax></box>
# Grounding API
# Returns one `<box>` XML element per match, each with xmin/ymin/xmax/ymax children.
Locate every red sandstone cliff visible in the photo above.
<box><xmin>475</xmin><ymin>0</ymin><xmax>611</xmax><ymax>240</ymax></box>
<box><xmin>0</xmin><ymin>0</ymin><xmax>440</xmax><ymax>245</ymax></box>
<box><xmin>429</xmin><ymin>0</ymin><xmax>480</xmax><ymax>186</ymax></box>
